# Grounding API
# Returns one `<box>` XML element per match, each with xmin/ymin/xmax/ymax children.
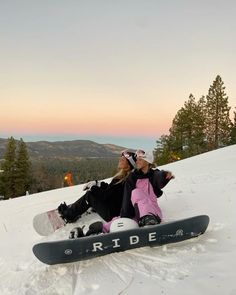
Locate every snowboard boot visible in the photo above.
<box><xmin>86</xmin><ymin>221</ymin><xmax>103</xmax><ymax>236</ymax></box>
<box><xmin>139</xmin><ymin>214</ymin><xmax>161</xmax><ymax>227</ymax></box>
<box><xmin>57</xmin><ymin>202</ymin><xmax>80</xmax><ymax>223</ymax></box>
<box><xmin>58</xmin><ymin>194</ymin><xmax>91</xmax><ymax>223</ymax></box>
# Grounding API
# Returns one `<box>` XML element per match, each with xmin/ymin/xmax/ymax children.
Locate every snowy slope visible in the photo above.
<box><xmin>0</xmin><ymin>145</ymin><xmax>236</xmax><ymax>295</ymax></box>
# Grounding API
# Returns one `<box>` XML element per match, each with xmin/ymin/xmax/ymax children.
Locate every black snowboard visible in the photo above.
<box><xmin>33</xmin><ymin>215</ymin><xmax>209</xmax><ymax>265</ymax></box>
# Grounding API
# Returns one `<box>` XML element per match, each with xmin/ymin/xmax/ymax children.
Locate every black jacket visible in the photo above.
<box><xmin>120</xmin><ymin>169</ymin><xmax>172</xmax><ymax>218</ymax></box>
<box><xmin>89</xmin><ymin>178</ymin><xmax>125</xmax><ymax>220</ymax></box>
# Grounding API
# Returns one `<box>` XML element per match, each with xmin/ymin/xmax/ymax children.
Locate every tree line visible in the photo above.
<box><xmin>0</xmin><ymin>137</ymin><xmax>118</xmax><ymax>199</ymax></box>
<box><xmin>154</xmin><ymin>75</ymin><xmax>236</xmax><ymax>165</ymax></box>
<box><xmin>30</xmin><ymin>157</ymin><xmax>117</xmax><ymax>193</ymax></box>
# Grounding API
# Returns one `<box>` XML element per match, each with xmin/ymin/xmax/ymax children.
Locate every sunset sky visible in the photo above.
<box><xmin>1</xmin><ymin>1</ymin><xmax>236</xmax><ymax>150</ymax></box>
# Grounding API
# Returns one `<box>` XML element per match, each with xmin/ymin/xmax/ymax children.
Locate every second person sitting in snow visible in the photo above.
<box><xmin>119</xmin><ymin>149</ymin><xmax>174</xmax><ymax>226</ymax></box>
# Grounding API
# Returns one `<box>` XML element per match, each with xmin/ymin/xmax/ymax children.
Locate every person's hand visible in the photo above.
<box><xmin>165</xmin><ymin>172</ymin><xmax>175</xmax><ymax>180</ymax></box>
<box><xmin>83</xmin><ymin>180</ymin><xmax>101</xmax><ymax>191</ymax></box>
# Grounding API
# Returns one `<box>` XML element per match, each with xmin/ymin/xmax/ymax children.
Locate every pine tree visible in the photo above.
<box><xmin>181</xmin><ymin>94</ymin><xmax>207</xmax><ymax>155</ymax></box>
<box><xmin>154</xmin><ymin>94</ymin><xmax>208</xmax><ymax>164</ymax></box>
<box><xmin>0</xmin><ymin>137</ymin><xmax>17</xmax><ymax>199</ymax></box>
<box><xmin>168</xmin><ymin>94</ymin><xmax>206</xmax><ymax>157</ymax></box>
<box><xmin>205</xmin><ymin>75</ymin><xmax>232</xmax><ymax>150</ymax></box>
<box><xmin>154</xmin><ymin>135</ymin><xmax>172</xmax><ymax>165</ymax></box>
<box><xmin>230</xmin><ymin>108</ymin><xmax>236</xmax><ymax>144</ymax></box>
<box><xmin>14</xmin><ymin>138</ymin><xmax>31</xmax><ymax>197</ymax></box>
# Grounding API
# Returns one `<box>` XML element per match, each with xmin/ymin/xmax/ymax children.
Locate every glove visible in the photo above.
<box><xmin>85</xmin><ymin>221</ymin><xmax>103</xmax><ymax>236</ymax></box>
<box><xmin>69</xmin><ymin>226</ymin><xmax>85</xmax><ymax>239</ymax></box>
<box><xmin>83</xmin><ymin>180</ymin><xmax>101</xmax><ymax>191</ymax></box>
<box><xmin>164</xmin><ymin>171</ymin><xmax>175</xmax><ymax>180</ymax></box>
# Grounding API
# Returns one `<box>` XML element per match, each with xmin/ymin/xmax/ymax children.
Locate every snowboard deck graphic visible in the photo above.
<box><xmin>33</xmin><ymin>215</ymin><xmax>210</xmax><ymax>265</ymax></box>
<box><xmin>33</xmin><ymin>209</ymin><xmax>66</xmax><ymax>236</ymax></box>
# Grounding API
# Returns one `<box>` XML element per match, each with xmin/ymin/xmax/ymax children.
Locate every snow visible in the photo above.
<box><xmin>0</xmin><ymin>145</ymin><xmax>236</xmax><ymax>295</ymax></box>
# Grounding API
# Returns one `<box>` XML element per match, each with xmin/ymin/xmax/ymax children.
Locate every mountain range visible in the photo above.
<box><xmin>0</xmin><ymin>138</ymin><xmax>127</xmax><ymax>159</ymax></box>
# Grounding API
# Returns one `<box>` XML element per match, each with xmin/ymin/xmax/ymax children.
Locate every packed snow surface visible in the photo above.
<box><xmin>0</xmin><ymin>145</ymin><xmax>236</xmax><ymax>295</ymax></box>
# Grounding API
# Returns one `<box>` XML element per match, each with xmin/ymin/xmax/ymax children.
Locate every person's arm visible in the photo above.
<box><xmin>90</xmin><ymin>179</ymin><xmax>122</xmax><ymax>202</ymax></box>
<box><xmin>120</xmin><ymin>174</ymin><xmax>136</xmax><ymax>218</ymax></box>
<box><xmin>155</xmin><ymin>169</ymin><xmax>174</xmax><ymax>188</ymax></box>
<box><xmin>151</xmin><ymin>169</ymin><xmax>174</xmax><ymax>196</ymax></box>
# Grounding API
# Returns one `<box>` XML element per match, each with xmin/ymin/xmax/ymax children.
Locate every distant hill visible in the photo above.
<box><xmin>0</xmin><ymin>138</ymin><xmax>127</xmax><ymax>159</ymax></box>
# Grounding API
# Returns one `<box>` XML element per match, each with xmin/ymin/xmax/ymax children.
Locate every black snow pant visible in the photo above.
<box><xmin>68</xmin><ymin>191</ymin><xmax>111</xmax><ymax>222</ymax></box>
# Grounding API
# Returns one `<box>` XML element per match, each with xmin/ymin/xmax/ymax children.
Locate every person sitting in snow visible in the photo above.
<box><xmin>69</xmin><ymin>149</ymin><xmax>174</xmax><ymax>238</ymax></box>
<box><xmin>57</xmin><ymin>150</ymin><xmax>137</xmax><ymax>224</ymax></box>
<box><xmin>119</xmin><ymin>149</ymin><xmax>174</xmax><ymax>226</ymax></box>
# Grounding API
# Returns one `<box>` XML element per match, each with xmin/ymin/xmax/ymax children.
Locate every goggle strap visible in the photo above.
<box><xmin>127</xmin><ymin>156</ymin><xmax>136</xmax><ymax>168</ymax></box>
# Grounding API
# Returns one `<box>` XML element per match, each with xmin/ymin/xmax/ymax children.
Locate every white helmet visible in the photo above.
<box><xmin>110</xmin><ymin>218</ymin><xmax>139</xmax><ymax>233</ymax></box>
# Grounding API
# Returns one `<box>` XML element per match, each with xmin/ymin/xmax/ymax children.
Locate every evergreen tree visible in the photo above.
<box><xmin>230</xmin><ymin>108</ymin><xmax>236</xmax><ymax>144</ymax></box>
<box><xmin>193</xmin><ymin>95</ymin><xmax>208</xmax><ymax>153</ymax></box>
<box><xmin>0</xmin><ymin>137</ymin><xmax>17</xmax><ymax>199</ymax></box>
<box><xmin>14</xmin><ymin>138</ymin><xmax>31</xmax><ymax>196</ymax></box>
<box><xmin>167</xmin><ymin>95</ymin><xmax>206</xmax><ymax>156</ymax></box>
<box><xmin>180</xmin><ymin>94</ymin><xmax>206</xmax><ymax>156</ymax></box>
<box><xmin>205</xmin><ymin>75</ymin><xmax>232</xmax><ymax>149</ymax></box>
<box><xmin>154</xmin><ymin>94</ymin><xmax>208</xmax><ymax>165</ymax></box>
<box><xmin>168</xmin><ymin>106</ymin><xmax>186</xmax><ymax>156</ymax></box>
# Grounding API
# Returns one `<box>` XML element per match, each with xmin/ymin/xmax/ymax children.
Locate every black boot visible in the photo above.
<box><xmin>139</xmin><ymin>214</ymin><xmax>161</xmax><ymax>227</ymax></box>
<box><xmin>58</xmin><ymin>194</ymin><xmax>91</xmax><ymax>223</ymax></box>
<box><xmin>85</xmin><ymin>221</ymin><xmax>103</xmax><ymax>236</ymax></box>
<box><xmin>57</xmin><ymin>202</ymin><xmax>80</xmax><ymax>223</ymax></box>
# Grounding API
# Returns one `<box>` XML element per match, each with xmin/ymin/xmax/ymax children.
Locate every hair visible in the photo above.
<box><xmin>112</xmin><ymin>167</ymin><xmax>132</xmax><ymax>184</ymax></box>
<box><xmin>113</xmin><ymin>162</ymin><xmax>156</xmax><ymax>182</ymax></box>
<box><xmin>149</xmin><ymin>163</ymin><xmax>156</xmax><ymax>169</ymax></box>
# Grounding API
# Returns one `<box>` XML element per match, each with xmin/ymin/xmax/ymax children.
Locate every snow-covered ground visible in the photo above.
<box><xmin>0</xmin><ymin>145</ymin><xmax>236</xmax><ymax>295</ymax></box>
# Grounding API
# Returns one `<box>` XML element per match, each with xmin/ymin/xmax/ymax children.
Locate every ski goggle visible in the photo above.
<box><xmin>121</xmin><ymin>150</ymin><xmax>136</xmax><ymax>168</ymax></box>
<box><xmin>135</xmin><ymin>149</ymin><xmax>146</xmax><ymax>158</ymax></box>
<box><xmin>121</xmin><ymin>150</ymin><xmax>134</xmax><ymax>158</ymax></box>
<box><xmin>135</xmin><ymin>149</ymin><xmax>153</xmax><ymax>164</ymax></box>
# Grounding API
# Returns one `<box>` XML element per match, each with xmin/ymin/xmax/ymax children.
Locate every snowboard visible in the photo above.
<box><xmin>33</xmin><ymin>214</ymin><xmax>210</xmax><ymax>265</ymax></box>
<box><xmin>33</xmin><ymin>209</ymin><xmax>66</xmax><ymax>236</ymax></box>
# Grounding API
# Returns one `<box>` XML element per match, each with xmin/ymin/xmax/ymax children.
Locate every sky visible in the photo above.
<box><xmin>0</xmin><ymin>144</ymin><xmax>235</xmax><ymax>294</ymax></box>
<box><xmin>1</xmin><ymin>0</ymin><xmax>236</xmax><ymax>150</ymax></box>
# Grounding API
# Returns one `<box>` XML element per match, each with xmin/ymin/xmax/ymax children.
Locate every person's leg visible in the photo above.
<box><xmin>58</xmin><ymin>191</ymin><xmax>111</xmax><ymax>222</ymax></box>
<box><xmin>58</xmin><ymin>193</ymin><xmax>90</xmax><ymax>223</ymax></box>
<box><xmin>131</xmin><ymin>188</ymin><xmax>162</xmax><ymax>226</ymax></box>
<box><xmin>86</xmin><ymin>193</ymin><xmax>111</xmax><ymax>221</ymax></box>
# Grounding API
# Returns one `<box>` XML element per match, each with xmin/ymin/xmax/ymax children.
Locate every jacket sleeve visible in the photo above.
<box><xmin>153</xmin><ymin>170</ymin><xmax>170</xmax><ymax>189</ymax></box>
<box><xmin>90</xmin><ymin>179</ymin><xmax>123</xmax><ymax>202</ymax></box>
<box><xmin>151</xmin><ymin>170</ymin><xmax>172</xmax><ymax>197</ymax></box>
<box><xmin>120</xmin><ymin>174</ymin><xmax>136</xmax><ymax>218</ymax></box>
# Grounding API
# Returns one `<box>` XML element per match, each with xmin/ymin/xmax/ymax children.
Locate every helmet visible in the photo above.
<box><xmin>110</xmin><ymin>218</ymin><xmax>139</xmax><ymax>233</ymax></box>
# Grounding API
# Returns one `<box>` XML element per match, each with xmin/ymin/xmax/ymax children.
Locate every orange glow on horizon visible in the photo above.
<box><xmin>0</xmin><ymin>114</ymin><xmax>172</xmax><ymax>137</ymax></box>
